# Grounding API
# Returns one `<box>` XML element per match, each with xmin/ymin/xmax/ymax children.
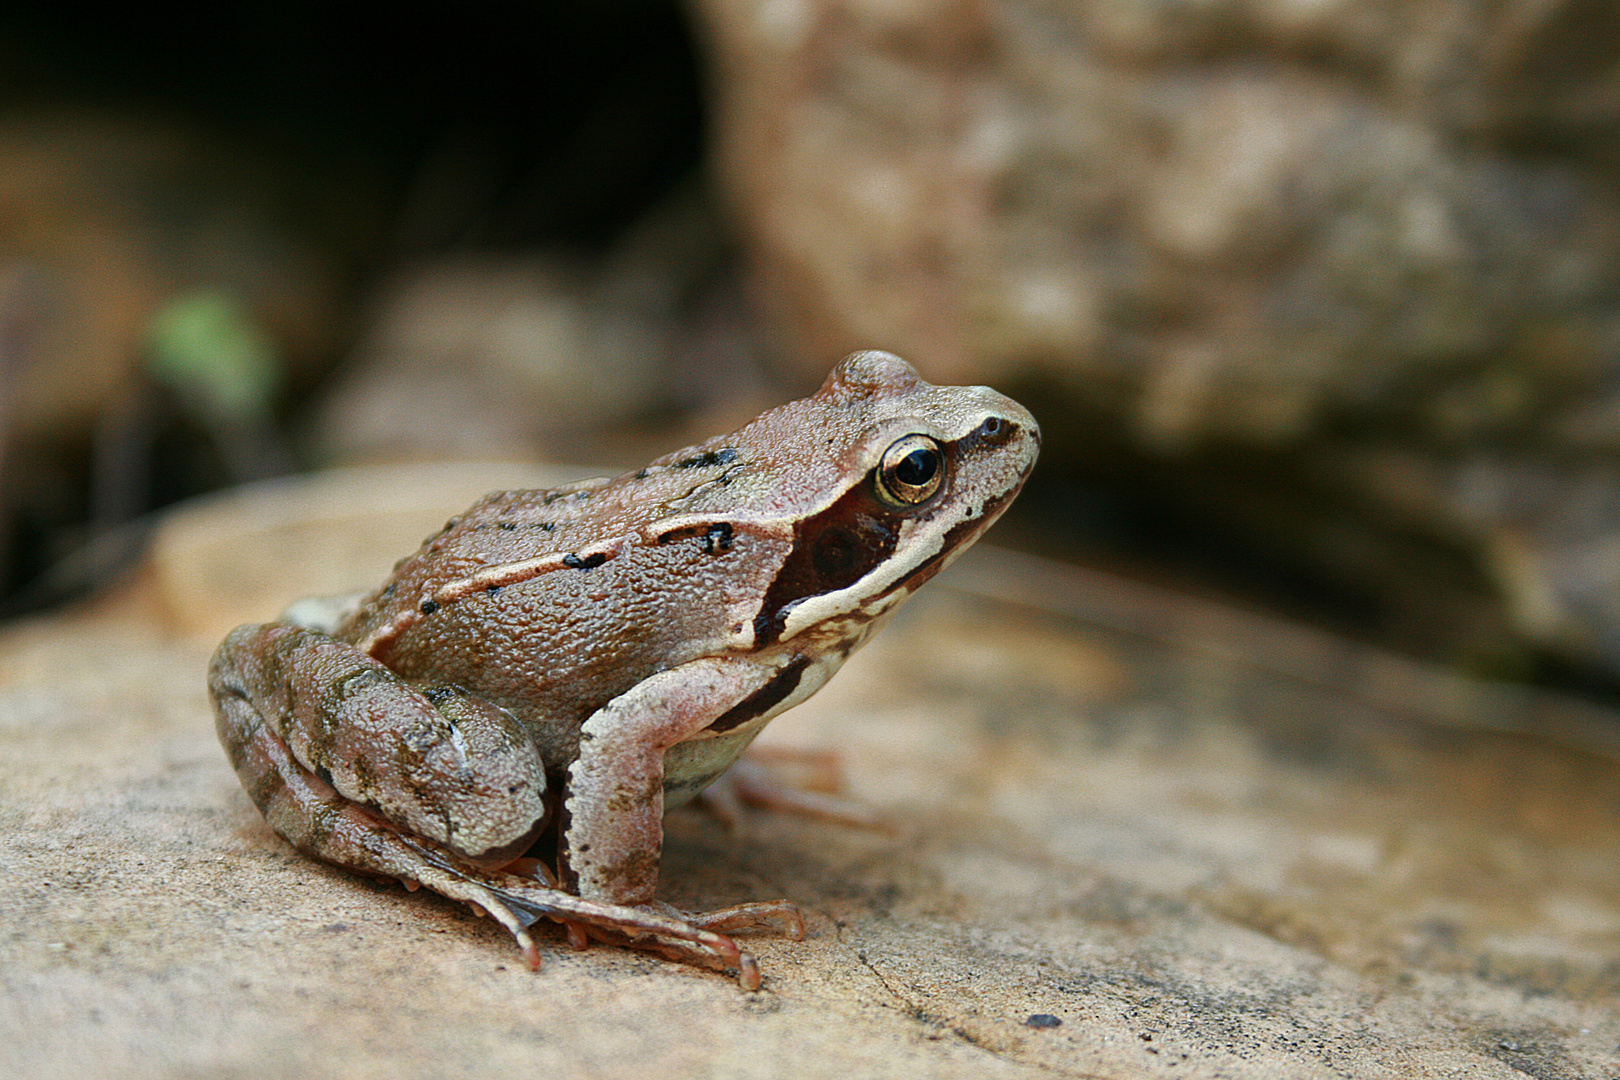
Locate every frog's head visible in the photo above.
<box><xmin>749</xmin><ymin>350</ymin><xmax>1040</xmax><ymax>646</ymax></box>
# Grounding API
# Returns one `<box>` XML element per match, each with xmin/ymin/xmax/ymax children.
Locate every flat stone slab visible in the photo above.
<box><xmin>2</xmin><ymin>465</ymin><xmax>1616</xmax><ymax>1079</ymax></box>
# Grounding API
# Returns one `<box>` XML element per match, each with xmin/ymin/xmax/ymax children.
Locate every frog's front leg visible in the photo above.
<box><xmin>563</xmin><ymin>656</ymin><xmax>808</xmax><ymax>971</ymax></box>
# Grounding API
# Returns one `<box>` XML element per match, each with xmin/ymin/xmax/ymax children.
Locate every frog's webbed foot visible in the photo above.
<box><xmin>472</xmin><ymin>877</ymin><xmax>804</xmax><ymax>990</ymax></box>
<box><xmin>701</xmin><ymin>751</ymin><xmax>892</xmax><ymax>833</ymax></box>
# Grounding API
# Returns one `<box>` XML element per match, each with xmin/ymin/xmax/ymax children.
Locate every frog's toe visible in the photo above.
<box><xmin>706</xmin><ymin>755</ymin><xmax>892</xmax><ymax>833</ymax></box>
<box><xmin>672</xmin><ymin>899</ymin><xmax>806</xmax><ymax>940</ymax></box>
<box><xmin>574</xmin><ymin>921</ymin><xmax>754</xmax><ymax>986</ymax></box>
<box><xmin>473</xmin><ymin>878</ymin><xmax>762</xmax><ymax>982</ymax></box>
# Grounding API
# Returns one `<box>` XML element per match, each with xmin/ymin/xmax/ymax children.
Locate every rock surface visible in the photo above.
<box><xmin>2</xmin><ymin>464</ymin><xmax>1616</xmax><ymax>1078</ymax></box>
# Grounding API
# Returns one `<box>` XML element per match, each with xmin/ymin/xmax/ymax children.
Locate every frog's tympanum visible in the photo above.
<box><xmin>209</xmin><ymin>351</ymin><xmax>1039</xmax><ymax>987</ymax></box>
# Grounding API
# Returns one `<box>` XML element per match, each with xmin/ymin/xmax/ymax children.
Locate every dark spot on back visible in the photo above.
<box><xmin>703</xmin><ymin>522</ymin><xmax>734</xmax><ymax>555</ymax></box>
<box><xmin>563</xmin><ymin>552</ymin><xmax>607</xmax><ymax>570</ymax></box>
<box><xmin>654</xmin><ymin>521</ymin><xmax>736</xmax><ymax>556</ymax></box>
<box><xmin>753</xmin><ymin>485</ymin><xmax>900</xmax><ymax>644</ymax></box>
<box><xmin>674</xmin><ymin>447</ymin><xmax>739</xmax><ymax>469</ymax></box>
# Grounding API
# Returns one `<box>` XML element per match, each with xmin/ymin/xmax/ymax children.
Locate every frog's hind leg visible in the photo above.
<box><xmin>211</xmin><ymin>679</ymin><xmax>549</xmax><ymax>966</ymax></box>
<box><xmin>209</xmin><ymin>623</ymin><xmax>548</xmax><ymax>867</ymax></box>
<box><xmin>215</xmin><ymin>687</ymin><xmax>758</xmax><ymax>980</ymax></box>
<box><xmin>211</xmin><ymin>624</ymin><xmax>792</xmax><ymax>986</ymax></box>
<box><xmin>213</xmin><ymin>672</ymin><xmax>777</xmax><ymax>985</ymax></box>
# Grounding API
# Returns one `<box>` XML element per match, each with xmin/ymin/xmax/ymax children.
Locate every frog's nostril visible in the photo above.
<box><xmin>974</xmin><ymin>416</ymin><xmax>1015</xmax><ymax>446</ymax></box>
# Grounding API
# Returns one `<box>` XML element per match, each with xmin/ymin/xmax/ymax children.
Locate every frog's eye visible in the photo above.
<box><xmin>875</xmin><ymin>434</ymin><xmax>945</xmax><ymax>507</ymax></box>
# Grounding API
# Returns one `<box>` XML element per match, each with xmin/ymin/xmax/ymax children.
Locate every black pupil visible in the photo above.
<box><xmin>894</xmin><ymin>447</ymin><xmax>938</xmax><ymax>487</ymax></box>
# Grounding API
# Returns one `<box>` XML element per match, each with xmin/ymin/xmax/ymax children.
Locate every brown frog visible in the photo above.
<box><xmin>209</xmin><ymin>350</ymin><xmax>1039</xmax><ymax>987</ymax></box>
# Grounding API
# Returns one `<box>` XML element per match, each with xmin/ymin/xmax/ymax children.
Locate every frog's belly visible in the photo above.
<box><xmin>661</xmin><ymin>726</ymin><xmax>765</xmax><ymax>810</ymax></box>
<box><xmin>659</xmin><ymin>640</ymin><xmax>854</xmax><ymax>810</ymax></box>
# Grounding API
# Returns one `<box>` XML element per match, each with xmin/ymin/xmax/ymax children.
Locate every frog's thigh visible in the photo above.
<box><xmin>216</xmin><ymin>699</ymin><xmax>578</xmax><ymax>967</ymax></box>
<box><xmin>215</xmin><ymin>679</ymin><xmax>449</xmax><ymax>881</ymax></box>
<box><xmin>566</xmin><ymin>656</ymin><xmax>783</xmax><ymax>905</ymax></box>
<box><xmin>209</xmin><ymin>623</ymin><xmax>547</xmax><ymax>865</ymax></box>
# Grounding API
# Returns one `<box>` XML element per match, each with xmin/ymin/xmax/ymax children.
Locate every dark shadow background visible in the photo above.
<box><xmin>3</xmin><ymin>1</ymin><xmax>1619</xmax><ymax>707</ymax></box>
<box><xmin>0</xmin><ymin>1</ymin><xmax>706</xmax><ymax>252</ymax></box>
<box><xmin>0</xmin><ymin>1</ymin><xmax>710</xmax><ymax>604</ymax></box>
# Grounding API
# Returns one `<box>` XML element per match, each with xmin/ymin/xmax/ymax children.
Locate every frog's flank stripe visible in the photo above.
<box><xmin>434</xmin><ymin>543</ymin><xmax>623</xmax><ymax>605</ymax></box>
<box><xmin>356</xmin><ymin>541</ymin><xmax>624</xmax><ymax>654</ymax></box>
<box><xmin>706</xmin><ymin>655</ymin><xmax>812</xmax><ymax>733</ymax></box>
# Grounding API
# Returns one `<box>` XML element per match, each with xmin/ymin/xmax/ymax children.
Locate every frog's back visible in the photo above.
<box><xmin>332</xmin><ymin>466</ymin><xmax>796</xmax><ymax>754</ymax></box>
<box><xmin>331</xmin><ymin>349</ymin><xmax>1039</xmax><ymax>765</ymax></box>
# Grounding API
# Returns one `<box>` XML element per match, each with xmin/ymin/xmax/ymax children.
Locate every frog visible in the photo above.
<box><xmin>208</xmin><ymin>350</ymin><xmax>1039</xmax><ymax>988</ymax></box>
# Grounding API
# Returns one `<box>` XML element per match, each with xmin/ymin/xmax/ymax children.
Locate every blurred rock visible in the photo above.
<box><xmin>309</xmin><ymin>183</ymin><xmax>767</xmax><ymax>463</ymax></box>
<box><xmin>310</xmin><ymin>258</ymin><xmax>630</xmax><ymax>460</ymax></box>
<box><xmin>690</xmin><ymin>0</ymin><xmax>1620</xmax><ymax>675</ymax></box>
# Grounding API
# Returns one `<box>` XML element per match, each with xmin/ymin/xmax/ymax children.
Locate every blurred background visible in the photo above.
<box><xmin>3</xmin><ymin>0</ymin><xmax>1620</xmax><ymax>701</ymax></box>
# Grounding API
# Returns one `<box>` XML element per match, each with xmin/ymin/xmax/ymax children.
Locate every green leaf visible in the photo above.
<box><xmin>144</xmin><ymin>289</ymin><xmax>281</xmax><ymax>418</ymax></box>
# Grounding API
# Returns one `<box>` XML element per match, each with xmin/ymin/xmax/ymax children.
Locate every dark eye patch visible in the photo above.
<box><xmin>752</xmin><ymin>487</ymin><xmax>898</xmax><ymax>644</ymax></box>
